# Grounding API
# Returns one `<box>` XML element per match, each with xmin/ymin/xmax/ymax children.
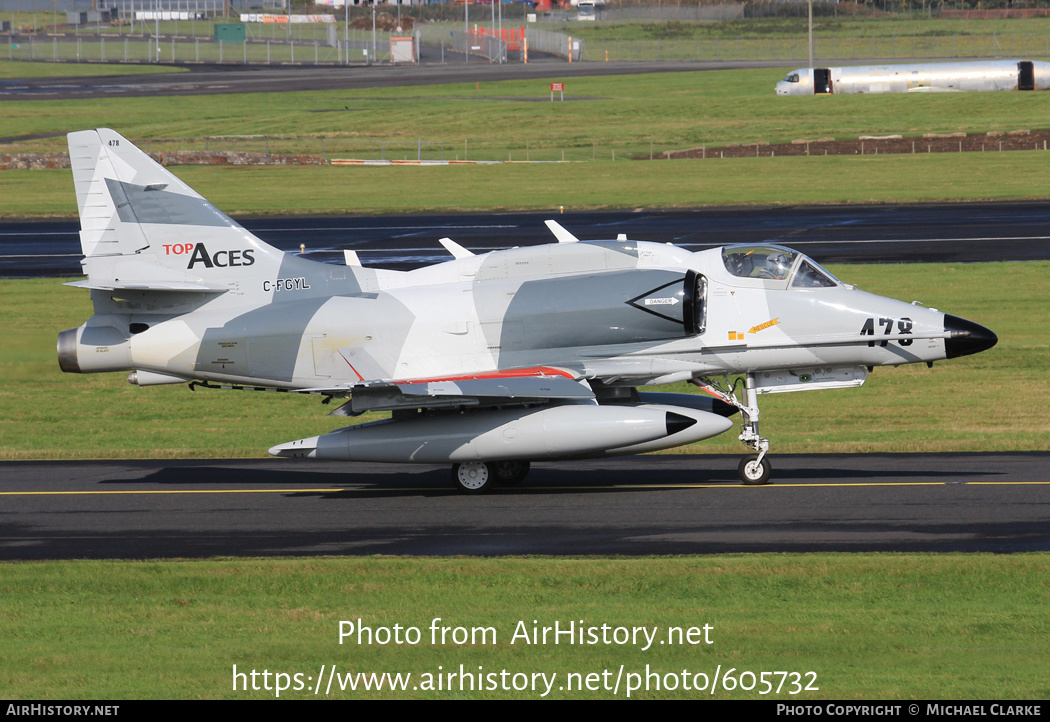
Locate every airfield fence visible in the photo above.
<box><xmin>3</xmin><ymin>31</ymin><xmax>413</xmax><ymax>64</ymax></box>
<box><xmin>579</xmin><ymin>32</ymin><xmax>1050</xmax><ymax>62</ymax></box>
<box><xmin>598</xmin><ymin>4</ymin><xmax>745</xmax><ymax>21</ymax></box>
<box><xmin>125</xmin><ymin>135</ymin><xmax>672</xmax><ymax>164</ymax></box>
<box><xmin>6</xmin><ymin>29</ymin><xmax>1050</xmax><ymax>65</ymax></box>
<box><xmin>449</xmin><ymin>29</ymin><xmax>507</xmax><ymax>63</ymax></box>
<box><xmin>56</xmin><ymin>133</ymin><xmax>1042</xmax><ymax>168</ymax></box>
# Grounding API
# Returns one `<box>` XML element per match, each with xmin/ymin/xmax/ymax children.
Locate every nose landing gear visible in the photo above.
<box><xmin>694</xmin><ymin>372</ymin><xmax>772</xmax><ymax>485</ymax></box>
<box><xmin>738</xmin><ymin>454</ymin><xmax>772</xmax><ymax>485</ymax></box>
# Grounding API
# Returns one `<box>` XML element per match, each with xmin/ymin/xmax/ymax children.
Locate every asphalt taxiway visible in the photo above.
<box><xmin>2</xmin><ymin>453</ymin><xmax>1048</xmax><ymax>559</ymax></box>
<box><xmin>0</xmin><ymin>59</ymin><xmax>788</xmax><ymax>99</ymax></box>
<box><xmin>4</xmin><ymin>201</ymin><xmax>1050</xmax><ymax>277</ymax></box>
<box><xmin>0</xmin><ymin>57</ymin><xmax>964</xmax><ymax>100</ymax></box>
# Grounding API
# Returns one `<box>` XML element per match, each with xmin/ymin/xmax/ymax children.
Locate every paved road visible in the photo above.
<box><xmin>4</xmin><ymin>201</ymin><xmax>1050</xmax><ymax>277</ymax></box>
<box><xmin>2</xmin><ymin>453</ymin><xmax>1047</xmax><ymax>559</ymax></box>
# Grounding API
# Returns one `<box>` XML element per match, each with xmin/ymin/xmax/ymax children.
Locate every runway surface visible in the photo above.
<box><xmin>4</xmin><ymin>201</ymin><xmax>1050</xmax><ymax>277</ymax></box>
<box><xmin>0</xmin><ymin>59</ymin><xmax>787</xmax><ymax>99</ymax></box>
<box><xmin>0</xmin><ymin>57</ymin><xmax>951</xmax><ymax>100</ymax></box>
<box><xmin>2</xmin><ymin>453</ymin><xmax>1048</xmax><ymax>560</ymax></box>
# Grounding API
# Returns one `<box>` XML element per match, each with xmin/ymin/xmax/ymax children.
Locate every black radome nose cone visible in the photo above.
<box><xmin>944</xmin><ymin>314</ymin><xmax>998</xmax><ymax>359</ymax></box>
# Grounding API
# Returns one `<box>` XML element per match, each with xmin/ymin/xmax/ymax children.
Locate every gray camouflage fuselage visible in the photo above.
<box><xmin>66</xmin><ymin>238</ymin><xmax>952</xmax><ymax>388</ymax></box>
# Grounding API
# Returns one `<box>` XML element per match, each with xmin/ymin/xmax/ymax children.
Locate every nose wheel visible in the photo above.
<box><xmin>738</xmin><ymin>454</ymin><xmax>771</xmax><ymax>485</ymax></box>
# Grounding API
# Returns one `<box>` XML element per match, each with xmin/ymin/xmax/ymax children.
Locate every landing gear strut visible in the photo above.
<box><xmin>492</xmin><ymin>460</ymin><xmax>530</xmax><ymax>485</ymax></box>
<box><xmin>694</xmin><ymin>372</ymin><xmax>772</xmax><ymax>485</ymax></box>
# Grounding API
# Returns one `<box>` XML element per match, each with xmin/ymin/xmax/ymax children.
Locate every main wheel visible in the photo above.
<box><xmin>738</xmin><ymin>455</ymin><xmax>772</xmax><ymax>485</ymax></box>
<box><xmin>492</xmin><ymin>460</ymin><xmax>530</xmax><ymax>485</ymax></box>
<box><xmin>452</xmin><ymin>461</ymin><xmax>495</xmax><ymax>494</ymax></box>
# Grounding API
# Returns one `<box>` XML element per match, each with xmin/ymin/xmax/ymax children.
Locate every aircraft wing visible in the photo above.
<box><xmin>297</xmin><ymin>366</ymin><xmax>595</xmax><ymax>416</ymax></box>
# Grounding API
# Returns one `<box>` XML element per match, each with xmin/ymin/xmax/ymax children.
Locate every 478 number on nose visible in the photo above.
<box><xmin>860</xmin><ymin>317</ymin><xmax>913</xmax><ymax>347</ymax></box>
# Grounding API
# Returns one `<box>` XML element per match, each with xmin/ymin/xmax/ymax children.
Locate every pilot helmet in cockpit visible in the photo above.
<box><xmin>766</xmin><ymin>252</ymin><xmax>791</xmax><ymax>279</ymax></box>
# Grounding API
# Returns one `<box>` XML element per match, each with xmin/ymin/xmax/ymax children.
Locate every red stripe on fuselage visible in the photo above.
<box><xmin>393</xmin><ymin>366</ymin><xmax>575</xmax><ymax>386</ymax></box>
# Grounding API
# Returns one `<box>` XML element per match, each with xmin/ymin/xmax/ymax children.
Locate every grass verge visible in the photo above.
<box><xmin>3</xmin><ymin>68</ymin><xmax>1049</xmax><ymax>156</ymax></box>
<box><xmin>0</xmin><ymin>59</ymin><xmax>186</xmax><ymax>79</ymax></box>
<box><xmin>2</xmin><ymin>554</ymin><xmax>1048</xmax><ymax>699</ymax></box>
<box><xmin>5</xmin><ymin>151</ymin><xmax>1050</xmax><ymax>219</ymax></box>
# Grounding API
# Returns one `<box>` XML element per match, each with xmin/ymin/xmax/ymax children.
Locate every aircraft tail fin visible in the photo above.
<box><xmin>67</xmin><ymin>128</ymin><xmax>284</xmax><ymax>291</ymax></box>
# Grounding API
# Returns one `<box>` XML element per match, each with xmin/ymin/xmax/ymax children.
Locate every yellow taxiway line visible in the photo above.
<box><xmin>1</xmin><ymin>480</ymin><xmax>1048</xmax><ymax>496</ymax></box>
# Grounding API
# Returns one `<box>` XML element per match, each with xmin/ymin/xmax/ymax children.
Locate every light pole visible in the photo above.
<box><xmin>808</xmin><ymin>0</ymin><xmax>813</xmax><ymax>71</ymax></box>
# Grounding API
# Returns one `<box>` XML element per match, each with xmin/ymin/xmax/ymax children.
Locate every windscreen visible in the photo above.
<box><xmin>791</xmin><ymin>259</ymin><xmax>839</xmax><ymax>288</ymax></box>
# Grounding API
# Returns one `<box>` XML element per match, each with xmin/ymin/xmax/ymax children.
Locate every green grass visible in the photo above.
<box><xmin>3</xmin><ymin>68</ymin><xmax>1049</xmax><ymax>157</ymax></box>
<box><xmin>3</xmin><ymin>68</ymin><xmax>1049</xmax><ymax>224</ymax></box>
<box><xmin>5</xmin><ymin>151</ymin><xmax>1050</xmax><ymax>219</ymax></box>
<box><xmin>2</xmin><ymin>262</ymin><xmax>1044</xmax><ymax>460</ymax></box>
<box><xmin>563</xmin><ymin>16</ymin><xmax>1050</xmax><ymax>42</ymax></box>
<box><xmin>569</xmin><ymin>29</ymin><xmax>1050</xmax><ymax>62</ymax></box>
<box><xmin>2</xmin><ymin>555</ymin><xmax>1048</xmax><ymax>699</ymax></box>
<box><xmin>0</xmin><ymin>59</ymin><xmax>186</xmax><ymax>78</ymax></box>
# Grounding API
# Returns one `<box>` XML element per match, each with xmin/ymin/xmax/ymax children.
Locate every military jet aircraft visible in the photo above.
<box><xmin>58</xmin><ymin>129</ymin><xmax>997</xmax><ymax>492</ymax></box>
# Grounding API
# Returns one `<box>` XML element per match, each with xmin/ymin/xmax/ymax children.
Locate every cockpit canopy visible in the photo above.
<box><xmin>783</xmin><ymin>72</ymin><xmax>800</xmax><ymax>83</ymax></box>
<box><xmin>721</xmin><ymin>244</ymin><xmax>839</xmax><ymax>288</ymax></box>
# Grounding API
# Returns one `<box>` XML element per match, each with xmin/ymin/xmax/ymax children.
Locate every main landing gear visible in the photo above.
<box><xmin>451</xmin><ymin>460</ymin><xmax>531</xmax><ymax>494</ymax></box>
<box><xmin>694</xmin><ymin>372</ymin><xmax>772</xmax><ymax>485</ymax></box>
